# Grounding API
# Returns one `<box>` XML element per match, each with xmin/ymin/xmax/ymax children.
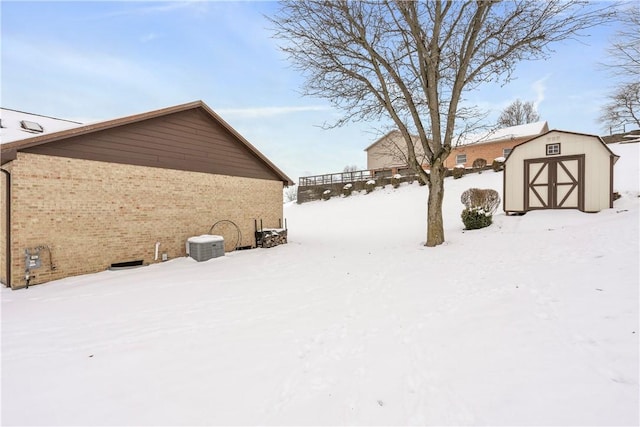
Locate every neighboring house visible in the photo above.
<box><xmin>0</xmin><ymin>101</ymin><xmax>293</xmax><ymax>289</ymax></box>
<box><xmin>364</xmin><ymin>122</ymin><xmax>549</xmax><ymax>172</ymax></box>
<box><xmin>445</xmin><ymin>121</ymin><xmax>549</xmax><ymax>169</ymax></box>
<box><xmin>503</xmin><ymin>130</ymin><xmax>619</xmax><ymax>214</ymax></box>
<box><xmin>365</xmin><ymin>130</ymin><xmax>424</xmax><ymax>173</ymax></box>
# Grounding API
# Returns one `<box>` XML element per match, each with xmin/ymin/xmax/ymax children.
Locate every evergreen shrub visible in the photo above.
<box><xmin>365</xmin><ymin>179</ymin><xmax>376</xmax><ymax>194</ymax></box>
<box><xmin>461</xmin><ymin>208</ymin><xmax>493</xmax><ymax>230</ymax></box>
<box><xmin>492</xmin><ymin>158</ymin><xmax>505</xmax><ymax>172</ymax></box>
<box><xmin>460</xmin><ymin>188</ymin><xmax>500</xmax><ymax>230</ymax></box>
<box><xmin>391</xmin><ymin>174</ymin><xmax>402</xmax><ymax>188</ymax></box>
<box><xmin>452</xmin><ymin>166</ymin><xmax>465</xmax><ymax>179</ymax></box>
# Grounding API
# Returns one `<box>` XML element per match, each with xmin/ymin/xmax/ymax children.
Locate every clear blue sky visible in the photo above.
<box><xmin>1</xmin><ymin>1</ymin><xmax>623</xmax><ymax>182</ymax></box>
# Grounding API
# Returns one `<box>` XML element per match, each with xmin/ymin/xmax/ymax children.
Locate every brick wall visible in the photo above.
<box><xmin>3</xmin><ymin>153</ymin><xmax>284</xmax><ymax>289</ymax></box>
<box><xmin>444</xmin><ymin>137</ymin><xmax>531</xmax><ymax>169</ymax></box>
<box><xmin>368</xmin><ymin>133</ymin><xmax>534</xmax><ymax>172</ymax></box>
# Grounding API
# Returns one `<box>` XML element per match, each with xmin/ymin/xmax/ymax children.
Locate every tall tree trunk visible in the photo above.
<box><xmin>425</xmin><ymin>161</ymin><xmax>446</xmax><ymax>246</ymax></box>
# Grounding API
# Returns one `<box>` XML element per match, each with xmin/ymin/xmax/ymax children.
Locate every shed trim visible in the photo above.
<box><xmin>523</xmin><ymin>154</ymin><xmax>585</xmax><ymax>212</ymax></box>
<box><xmin>505</xmin><ymin>129</ymin><xmax>620</xmax><ymax>163</ymax></box>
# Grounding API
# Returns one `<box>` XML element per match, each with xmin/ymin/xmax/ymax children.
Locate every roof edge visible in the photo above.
<box><xmin>0</xmin><ymin>101</ymin><xmax>293</xmax><ymax>185</ymax></box>
<box><xmin>504</xmin><ymin>129</ymin><xmax>620</xmax><ymax>163</ymax></box>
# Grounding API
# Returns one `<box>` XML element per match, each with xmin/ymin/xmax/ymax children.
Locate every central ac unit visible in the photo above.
<box><xmin>187</xmin><ymin>235</ymin><xmax>225</xmax><ymax>262</ymax></box>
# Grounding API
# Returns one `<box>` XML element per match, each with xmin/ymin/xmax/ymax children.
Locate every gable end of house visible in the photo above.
<box><xmin>1</xmin><ymin>101</ymin><xmax>293</xmax><ymax>185</ymax></box>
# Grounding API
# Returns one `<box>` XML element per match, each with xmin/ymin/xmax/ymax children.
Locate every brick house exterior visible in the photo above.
<box><xmin>365</xmin><ymin>122</ymin><xmax>549</xmax><ymax>172</ymax></box>
<box><xmin>0</xmin><ymin>101</ymin><xmax>292</xmax><ymax>289</ymax></box>
<box><xmin>444</xmin><ymin>122</ymin><xmax>549</xmax><ymax>168</ymax></box>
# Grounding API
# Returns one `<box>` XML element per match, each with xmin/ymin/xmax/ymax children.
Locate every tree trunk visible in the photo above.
<box><xmin>425</xmin><ymin>162</ymin><xmax>446</xmax><ymax>247</ymax></box>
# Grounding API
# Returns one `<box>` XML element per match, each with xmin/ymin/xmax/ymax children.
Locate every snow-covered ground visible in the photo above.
<box><xmin>2</xmin><ymin>143</ymin><xmax>638</xmax><ymax>426</ymax></box>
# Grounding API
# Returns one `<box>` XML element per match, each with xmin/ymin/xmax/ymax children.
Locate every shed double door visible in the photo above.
<box><xmin>525</xmin><ymin>155</ymin><xmax>584</xmax><ymax>211</ymax></box>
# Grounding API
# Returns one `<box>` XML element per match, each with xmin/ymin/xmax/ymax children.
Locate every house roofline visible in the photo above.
<box><xmin>364</xmin><ymin>130</ymin><xmax>407</xmax><ymax>152</ymax></box>
<box><xmin>0</xmin><ymin>101</ymin><xmax>293</xmax><ymax>185</ymax></box>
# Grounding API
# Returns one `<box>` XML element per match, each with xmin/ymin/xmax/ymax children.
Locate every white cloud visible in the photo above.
<box><xmin>532</xmin><ymin>75</ymin><xmax>550</xmax><ymax>110</ymax></box>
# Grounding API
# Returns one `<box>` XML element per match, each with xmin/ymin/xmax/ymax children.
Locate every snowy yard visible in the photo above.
<box><xmin>2</xmin><ymin>143</ymin><xmax>638</xmax><ymax>426</ymax></box>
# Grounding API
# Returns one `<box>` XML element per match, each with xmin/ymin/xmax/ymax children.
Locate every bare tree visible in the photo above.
<box><xmin>603</xmin><ymin>4</ymin><xmax>640</xmax><ymax>79</ymax></box>
<box><xmin>497</xmin><ymin>99</ymin><xmax>541</xmax><ymax>127</ymax></box>
<box><xmin>600</xmin><ymin>5</ymin><xmax>640</xmax><ymax>131</ymax></box>
<box><xmin>343</xmin><ymin>164</ymin><xmax>359</xmax><ymax>172</ymax></box>
<box><xmin>600</xmin><ymin>82</ymin><xmax>640</xmax><ymax>131</ymax></box>
<box><xmin>270</xmin><ymin>1</ymin><xmax>615</xmax><ymax>246</ymax></box>
<box><xmin>284</xmin><ymin>185</ymin><xmax>298</xmax><ymax>203</ymax></box>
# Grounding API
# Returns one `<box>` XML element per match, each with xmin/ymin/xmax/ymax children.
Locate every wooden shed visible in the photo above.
<box><xmin>0</xmin><ymin>101</ymin><xmax>293</xmax><ymax>289</ymax></box>
<box><xmin>503</xmin><ymin>130</ymin><xmax>619</xmax><ymax>214</ymax></box>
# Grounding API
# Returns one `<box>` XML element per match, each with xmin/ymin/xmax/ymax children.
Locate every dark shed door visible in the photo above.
<box><xmin>525</xmin><ymin>155</ymin><xmax>584</xmax><ymax>211</ymax></box>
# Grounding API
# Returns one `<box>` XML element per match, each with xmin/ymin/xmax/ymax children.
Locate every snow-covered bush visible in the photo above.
<box><xmin>452</xmin><ymin>165</ymin><xmax>465</xmax><ymax>179</ymax></box>
<box><xmin>461</xmin><ymin>207</ymin><xmax>493</xmax><ymax>230</ymax></box>
<box><xmin>365</xmin><ymin>179</ymin><xmax>376</xmax><ymax>194</ymax></box>
<box><xmin>342</xmin><ymin>183</ymin><xmax>353</xmax><ymax>197</ymax></box>
<box><xmin>460</xmin><ymin>188</ymin><xmax>500</xmax><ymax>230</ymax></box>
<box><xmin>322</xmin><ymin>189</ymin><xmax>331</xmax><ymax>201</ymax></box>
<box><xmin>460</xmin><ymin>188</ymin><xmax>500</xmax><ymax>214</ymax></box>
<box><xmin>492</xmin><ymin>157</ymin><xmax>505</xmax><ymax>172</ymax></box>
<box><xmin>391</xmin><ymin>173</ymin><xmax>402</xmax><ymax>188</ymax></box>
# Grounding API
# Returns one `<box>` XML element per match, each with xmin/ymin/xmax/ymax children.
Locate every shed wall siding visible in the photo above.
<box><xmin>504</xmin><ymin>132</ymin><xmax>613</xmax><ymax>213</ymax></box>
<box><xmin>503</xmin><ymin>161</ymin><xmax>525</xmax><ymax>212</ymax></box>
<box><xmin>5</xmin><ymin>153</ymin><xmax>284</xmax><ymax>289</ymax></box>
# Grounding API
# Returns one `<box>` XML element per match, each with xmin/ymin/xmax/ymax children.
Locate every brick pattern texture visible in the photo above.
<box><xmin>1</xmin><ymin>153</ymin><xmax>284</xmax><ymax>289</ymax></box>
<box><xmin>367</xmin><ymin>133</ymin><xmax>534</xmax><ymax>171</ymax></box>
<box><xmin>443</xmin><ymin>137</ymin><xmax>531</xmax><ymax>169</ymax></box>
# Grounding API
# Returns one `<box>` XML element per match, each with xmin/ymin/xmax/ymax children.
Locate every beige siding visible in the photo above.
<box><xmin>504</xmin><ymin>131</ymin><xmax>613</xmax><ymax>213</ymax></box>
<box><xmin>504</xmin><ymin>144</ymin><xmax>528</xmax><ymax>212</ymax></box>
<box><xmin>366</xmin><ymin>132</ymin><xmax>424</xmax><ymax>170</ymax></box>
<box><xmin>4</xmin><ymin>153</ymin><xmax>284</xmax><ymax>289</ymax></box>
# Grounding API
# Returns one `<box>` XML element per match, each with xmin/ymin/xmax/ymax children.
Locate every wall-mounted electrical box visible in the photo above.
<box><xmin>25</xmin><ymin>248</ymin><xmax>42</xmax><ymax>270</ymax></box>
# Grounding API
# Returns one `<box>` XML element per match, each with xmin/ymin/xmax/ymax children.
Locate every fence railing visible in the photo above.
<box><xmin>298</xmin><ymin>166</ymin><xmax>422</xmax><ymax>187</ymax></box>
<box><xmin>298</xmin><ymin>169</ymin><xmax>375</xmax><ymax>187</ymax></box>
